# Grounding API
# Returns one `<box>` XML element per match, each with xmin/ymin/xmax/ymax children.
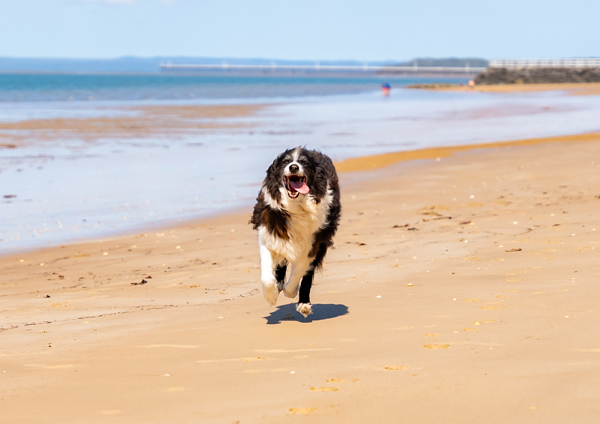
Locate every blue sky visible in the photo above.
<box><xmin>1</xmin><ymin>0</ymin><xmax>598</xmax><ymax>61</ymax></box>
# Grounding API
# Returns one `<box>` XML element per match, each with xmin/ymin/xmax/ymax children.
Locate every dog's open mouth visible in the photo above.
<box><xmin>284</xmin><ymin>175</ymin><xmax>310</xmax><ymax>199</ymax></box>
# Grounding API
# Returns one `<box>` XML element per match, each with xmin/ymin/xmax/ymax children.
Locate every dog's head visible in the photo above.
<box><xmin>263</xmin><ymin>147</ymin><xmax>329</xmax><ymax>204</ymax></box>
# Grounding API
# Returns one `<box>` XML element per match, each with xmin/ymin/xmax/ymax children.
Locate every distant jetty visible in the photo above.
<box><xmin>159</xmin><ymin>62</ymin><xmax>485</xmax><ymax>77</ymax></box>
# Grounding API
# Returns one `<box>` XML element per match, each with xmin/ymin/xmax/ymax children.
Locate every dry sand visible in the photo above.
<box><xmin>2</xmin><ymin>130</ymin><xmax>600</xmax><ymax>423</ymax></box>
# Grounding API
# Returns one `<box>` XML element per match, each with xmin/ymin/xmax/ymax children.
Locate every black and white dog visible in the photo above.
<box><xmin>250</xmin><ymin>147</ymin><xmax>341</xmax><ymax>317</ymax></box>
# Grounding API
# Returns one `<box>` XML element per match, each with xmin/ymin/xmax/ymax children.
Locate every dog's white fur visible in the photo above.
<box><xmin>257</xmin><ymin>149</ymin><xmax>334</xmax><ymax>313</ymax></box>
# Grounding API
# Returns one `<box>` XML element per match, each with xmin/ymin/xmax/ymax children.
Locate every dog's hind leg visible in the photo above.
<box><xmin>282</xmin><ymin>258</ymin><xmax>310</xmax><ymax>299</ymax></box>
<box><xmin>275</xmin><ymin>262</ymin><xmax>287</xmax><ymax>292</ymax></box>
<box><xmin>296</xmin><ymin>268</ymin><xmax>315</xmax><ymax>317</ymax></box>
<box><xmin>260</xmin><ymin>245</ymin><xmax>279</xmax><ymax>306</ymax></box>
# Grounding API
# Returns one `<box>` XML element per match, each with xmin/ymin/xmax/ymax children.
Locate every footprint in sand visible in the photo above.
<box><xmin>424</xmin><ymin>344</ymin><xmax>450</xmax><ymax>349</ymax></box>
<box><xmin>384</xmin><ymin>365</ymin><xmax>409</xmax><ymax>371</ymax></box>
<box><xmin>289</xmin><ymin>407</ymin><xmax>317</xmax><ymax>415</ymax></box>
<box><xmin>310</xmin><ymin>387</ymin><xmax>338</xmax><ymax>392</ymax></box>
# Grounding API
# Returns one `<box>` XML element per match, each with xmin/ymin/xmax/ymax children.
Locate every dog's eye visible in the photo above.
<box><xmin>299</xmin><ymin>159</ymin><xmax>309</xmax><ymax>166</ymax></box>
<box><xmin>282</xmin><ymin>158</ymin><xmax>291</xmax><ymax>165</ymax></box>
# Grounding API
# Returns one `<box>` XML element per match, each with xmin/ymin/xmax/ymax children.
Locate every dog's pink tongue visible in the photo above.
<box><xmin>290</xmin><ymin>180</ymin><xmax>310</xmax><ymax>194</ymax></box>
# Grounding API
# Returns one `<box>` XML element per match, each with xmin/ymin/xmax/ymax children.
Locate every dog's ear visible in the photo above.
<box><xmin>264</xmin><ymin>155</ymin><xmax>283</xmax><ymax>203</ymax></box>
<box><xmin>305</xmin><ymin>150</ymin><xmax>328</xmax><ymax>200</ymax></box>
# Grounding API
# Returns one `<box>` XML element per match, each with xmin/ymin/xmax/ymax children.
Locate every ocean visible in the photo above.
<box><xmin>2</xmin><ymin>73</ymin><xmax>600</xmax><ymax>254</ymax></box>
<box><xmin>0</xmin><ymin>73</ymin><xmax>466</xmax><ymax>103</ymax></box>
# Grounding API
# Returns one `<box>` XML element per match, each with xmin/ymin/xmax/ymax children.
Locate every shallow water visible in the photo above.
<box><xmin>2</xmin><ymin>85</ymin><xmax>600</xmax><ymax>254</ymax></box>
<box><xmin>0</xmin><ymin>73</ymin><xmax>465</xmax><ymax>103</ymax></box>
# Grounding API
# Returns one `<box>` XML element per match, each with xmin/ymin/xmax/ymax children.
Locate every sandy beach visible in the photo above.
<box><xmin>3</xmin><ymin>125</ymin><xmax>600</xmax><ymax>422</ymax></box>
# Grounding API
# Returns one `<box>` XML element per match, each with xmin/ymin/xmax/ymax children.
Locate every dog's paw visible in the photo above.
<box><xmin>262</xmin><ymin>281</ymin><xmax>280</xmax><ymax>306</ymax></box>
<box><xmin>296</xmin><ymin>303</ymin><xmax>312</xmax><ymax>318</ymax></box>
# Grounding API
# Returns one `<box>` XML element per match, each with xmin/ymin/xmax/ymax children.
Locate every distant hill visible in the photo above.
<box><xmin>394</xmin><ymin>58</ymin><xmax>489</xmax><ymax>68</ymax></box>
<box><xmin>0</xmin><ymin>56</ymin><xmax>392</xmax><ymax>74</ymax></box>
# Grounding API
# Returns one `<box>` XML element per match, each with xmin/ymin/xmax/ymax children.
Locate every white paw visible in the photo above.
<box><xmin>296</xmin><ymin>303</ymin><xmax>312</xmax><ymax>318</ymax></box>
<box><xmin>262</xmin><ymin>281</ymin><xmax>280</xmax><ymax>306</ymax></box>
<box><xmin>282</xmin><ymin>282</ymin><xmax>299</xmax><ymax>299</ymax></box>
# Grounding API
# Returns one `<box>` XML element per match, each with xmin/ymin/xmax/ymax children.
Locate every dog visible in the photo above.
<box><xmin>250</xmin><ymin>147</ymin><xmax>341</xmax><ymax>317</ymax></box>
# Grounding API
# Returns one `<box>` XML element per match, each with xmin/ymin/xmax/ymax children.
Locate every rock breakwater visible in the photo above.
<box><xmin>475</xmin><ymin>67</ymin><xmax>600</xmax><ymax>85</ymax></box>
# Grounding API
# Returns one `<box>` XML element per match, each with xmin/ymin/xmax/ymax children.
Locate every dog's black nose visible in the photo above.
<box><xmin>289</xmin><ymin>164</ymin><xmax>299</xmax><ymax>173</ymax></box>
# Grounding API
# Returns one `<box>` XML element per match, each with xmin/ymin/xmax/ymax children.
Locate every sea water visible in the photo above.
<box><xmin>1</xmin><ymin>73</ymin><xmax>600</xmax><ymax>253</ymax></box>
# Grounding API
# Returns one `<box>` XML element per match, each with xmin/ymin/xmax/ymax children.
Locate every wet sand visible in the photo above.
<box><xmin>412</xmin><ymin>82</ymin><xmax>600</xmax><ymax>96</ymax></box>
<box><xmin>336</xmin><ymin>131</ymin><xmax>600</xmax><ymax>172</ymax></box>
<box><xmin>0</xmin><ymin>104</ymin><xmax>265</xmax><ymax>148</ymax></box>
<box><xmin>3</xmin><ymin>132</ymin><xmax>600</xmax><ymax>422</ymax></box>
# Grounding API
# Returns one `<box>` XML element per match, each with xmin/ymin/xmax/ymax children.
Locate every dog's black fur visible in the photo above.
<box><xmin>250</xmin><ymin>147</ymin><xmax>341</xmax><ymax>308</ymax></box>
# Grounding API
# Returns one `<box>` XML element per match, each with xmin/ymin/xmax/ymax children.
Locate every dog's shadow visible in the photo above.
<box><xmin>264</xmin><ymin>303</ymin><xmax>349</xmax><ymax>325</ymax></box>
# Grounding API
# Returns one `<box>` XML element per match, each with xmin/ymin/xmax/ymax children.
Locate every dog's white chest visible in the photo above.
<box><xmin>259</xmin><ymin>191</ymin><xmax>332</xmax><ymax>263</ymax></box>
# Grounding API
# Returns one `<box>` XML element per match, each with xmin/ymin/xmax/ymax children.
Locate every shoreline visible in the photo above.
<box><xmin>3</xmin><ymin>129</ymin><xmax>600</xmax><ymax>422</ymax></box>
<box><xmin>9</xmin><ymin>88</ymin><xmax>600</xmax><ymax>256</ymax></box>
<box><xmin>0</xmin><ymin>103</ymin><xmax>266</xmax><ymax>148</ymax></box>
<box><xmin>4</xmin><ymin>129</ymin><xmax>599</xmax><ymax>259</ymax></box>
<box><xmin>408</xmin><ymin>81</ymin><xmax>600</xmax><ymax>96</ymax></box>
<box><xmin>336</xmin><ymin>130</ymin><xmax>600</xmax><ymax>172</ymax></box>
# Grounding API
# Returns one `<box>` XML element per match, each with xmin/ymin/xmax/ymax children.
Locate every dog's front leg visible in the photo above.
<box><xmin>259</xmin><ymin>244</ymin><xmax>279</xmax><ymax>306</ymax></box>
<box><xmin>283</xmin><ymin>258</ymin><xmax>311</xmax><ymax>299</ymax></box>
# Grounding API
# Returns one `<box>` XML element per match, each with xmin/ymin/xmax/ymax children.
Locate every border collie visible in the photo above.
<box><xmin>250</xmin><ymin>147</ymin><xmax>341</xmax><ymax>317</ymax></box>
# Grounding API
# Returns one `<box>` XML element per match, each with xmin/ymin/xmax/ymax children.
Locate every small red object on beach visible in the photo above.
<box><xmin>381</xmin><ymin>82</ymin><xmax>391</xmax><ymax>96</ymax></box>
